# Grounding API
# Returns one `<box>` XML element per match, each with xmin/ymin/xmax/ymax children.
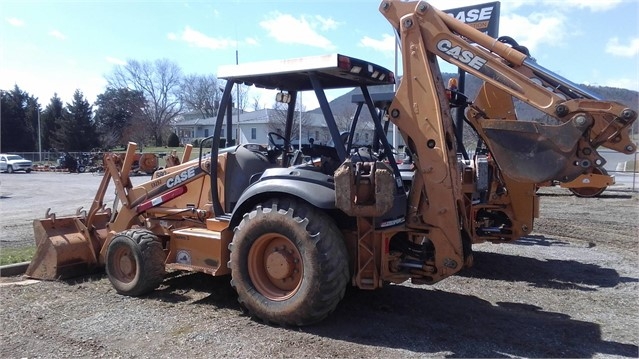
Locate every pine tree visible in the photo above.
<box><xmin>41</xmin><ymin>93</ymin><xmax>66</xmax><ymax>151</ymax></box>
<box><xmin>167</xmin><ymin>132</ymin><xmax>180</xmax><ymax>147</ymax></box>
<box><xmin>57</xmin><ymin>89</ymin><xmax>98</xmax><ymax>151</ymax></box>
<box><xmin>0</xmin><ymin>85</ymin><xmax>38</xmax><ymax>152</ymax></box>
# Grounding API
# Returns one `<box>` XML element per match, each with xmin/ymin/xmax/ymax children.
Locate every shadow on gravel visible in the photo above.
<box><xmin>63</xmin><ymin>272</ymin><xmax>104</xmax><ymax>284</ymax></box>
<box><xmin>457</xmin><ymin>250</ymin><xmax>637</xmax><ymax>291</ymax></box>
<box><xmin>308</xmin><ymin>285</ymin><xmax>638</xmax><ymax>358</ymax></box>
<box><xmin>538</xmin><ymin>192</ymin><xmax>633</xmax><ymax>199</ymax></box>
<box><xmin>145</xmin><ymin>272</ymin><xmax>239</xmax><ymax>309</ymax></box>
<box><xmin>512</xmin><ymin>234</ymin><xmax>570</xmax><ymax>247</ymax></box>
<box><xmin>79</xmin><ymin>269</ymin><xmax>637</xmax><ymax>357</ymax></box>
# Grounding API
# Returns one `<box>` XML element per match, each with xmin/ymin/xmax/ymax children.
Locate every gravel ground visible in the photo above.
<box><xmin>0</xmin><ymin>171</ymin><xmax>637</xmax><ymax>358</ymax></box>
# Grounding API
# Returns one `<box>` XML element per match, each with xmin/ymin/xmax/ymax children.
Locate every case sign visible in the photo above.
<box><xmin>444</xmin><ymin>2</ymin><xmax>500</xmax><ymax>38</ymax></box>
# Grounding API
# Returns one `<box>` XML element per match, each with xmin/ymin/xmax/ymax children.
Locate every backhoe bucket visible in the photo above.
<box><xmin>25</xmin><ymin>215</ymin><xmax>104</xmax><ymax>280</ymax></box>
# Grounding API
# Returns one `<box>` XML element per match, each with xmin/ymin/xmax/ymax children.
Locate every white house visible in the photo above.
<box><xmin>172</xmin><ymin>108</ymin><xmax>379</xmax><ymax>148</ymax></box>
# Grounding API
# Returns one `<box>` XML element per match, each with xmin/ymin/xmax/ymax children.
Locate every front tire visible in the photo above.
<box><xmin>7</xmin><ymin>166</ymin><xmax>13</xmax><ymax>174</ymax></box>
<box><xmin>106</xmin><ymin>229</ymin><xmax>166</xmax><ymax>296</ymax></box>
<box><xmin>229</xmin><ymin>198</ymin><xmax>349</xmax><ymax>326</ymax></box>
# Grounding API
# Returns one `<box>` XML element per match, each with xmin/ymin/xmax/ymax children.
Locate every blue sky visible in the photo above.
<box><xmin>1</xmin><ymin>0</ymin><xmax>638</xmax><ymax>111</ymax></box>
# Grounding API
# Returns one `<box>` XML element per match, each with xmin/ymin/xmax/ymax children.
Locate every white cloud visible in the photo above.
<box><xmin>245</xmin><ymin>37</ymin><xmax>258</xmax><ymax>46</ymax></box>
<box><xmin>315</xmin><ymin>15</ymin><xmax>339</xmax><ymax>31</ymax></box>
<box><xmin>495</xmin><ymin>0</ymin><xmax>622</xmax><ymax>13</ymax></box>
<box><xmin>259</xmin><ymin>12</ymin><xmax>335</xmax><ymax>50</ymax></box>
<box><xmin>499</xmin><ymin>12</ymin><xmax>567</xmax><ymax>52</ymax></box>
<box><xmin>168</xmin><ymin>26</ymin><xmax>235</xmax><ymax>50</ymax></box>
<box><xmin>49</xmin><ymin>30</ymin><xmax>66</xmax><ymax>40</ymax></box>
<box><xmin>548</xmin><ymin>0</ymin><xmax>622</xmax><ymax>12</ymax></box>
<box><xmin>359</xmin><ymin>34</ymin><xmax>396</xmax><ymax>53</ymax></box>
<box><xmin>605</xmin><ymin>37</ymin><xmax>639</xmax><ymax>57</ymax></box>
<box><xmin>106</xmin><ymin>56</ymin><xmax>126</xmax><ymax>66</ymax></box>
<box><xmin>6</xmin><ymin>17</ymin><xmax>24</xmax><ymax>27</ymax></box>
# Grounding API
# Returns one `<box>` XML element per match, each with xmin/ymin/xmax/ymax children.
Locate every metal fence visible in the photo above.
<box><xmin>597</xmin><ymin>149</ymin><xmax>638</xmax><ymax>192</ymax></box>
<box><xmin>7</xmin><ymin>149</ymin><xmax>639</xmax><ymax>191</ymax></box>
<box><xmin>9</xmin><ymin>151</ymin><xmax>85</xmax><ymax>166</ymax></box>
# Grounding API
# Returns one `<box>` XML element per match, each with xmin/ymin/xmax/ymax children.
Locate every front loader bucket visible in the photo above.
<box><xmin>25</xmin><ymin>216</ymin><xmax>102</xmax><ymax>280</ymax></box>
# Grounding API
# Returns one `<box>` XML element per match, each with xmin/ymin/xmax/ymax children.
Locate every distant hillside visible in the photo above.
<box><xmin>314</xmin><ymin>74</ymin><xmax>638</xmax><ymax>127</ymax></box>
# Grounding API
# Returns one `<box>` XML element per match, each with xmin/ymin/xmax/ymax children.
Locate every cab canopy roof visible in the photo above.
<box><xmin>217</xmin><ymin>53</ymin><xmax>395</xmax><ymax>91</ymax></box>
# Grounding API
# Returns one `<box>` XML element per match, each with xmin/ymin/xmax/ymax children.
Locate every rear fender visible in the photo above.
<box><xmin>229</xmin><ymin>167</ymin><xmax>336</xmax><ymax>226</ymax></box>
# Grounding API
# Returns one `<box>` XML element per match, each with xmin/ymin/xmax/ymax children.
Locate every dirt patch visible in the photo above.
<box><xmin>0</xmin><ymin>173</ymin><xmax>637</xmax><ymax>358</ymax></box>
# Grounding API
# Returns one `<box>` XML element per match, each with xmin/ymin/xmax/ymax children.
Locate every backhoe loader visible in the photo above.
<box><xmin>26</xmin><ymin>0</ymin><xmax>636</xmax><ymax>326</ymax></box>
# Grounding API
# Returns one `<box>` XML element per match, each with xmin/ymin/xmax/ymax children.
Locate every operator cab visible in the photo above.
<box><xmin>205</xmin><ymin>54</ymin><xmax>406</xmax><ymax>223</ymax></box>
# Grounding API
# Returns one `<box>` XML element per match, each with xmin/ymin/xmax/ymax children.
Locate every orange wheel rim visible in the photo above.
<box><xmin>248</xmin><ymin>233</ymin><xmax>303</xmax><ymax>301</ymax></box>
<box><xmin>112</xmin><ymin>246</ymin><xmax>136</xmax><ymax>283</ymax></box>
<box><xmin>571</xmin><ymin>168</ymin><xmax>606</xmax><ymax>197</ymax></box>
<box><xmin>571</xmin><ymin>186</ymin><xmax>604</xmax><ymax>197</ymax></box>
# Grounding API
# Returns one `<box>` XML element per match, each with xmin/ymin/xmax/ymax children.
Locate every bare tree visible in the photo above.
<box><xmin>332</xmin><ymin>106</ymin><xmax>355</xmax><ymax>133</ymax></box>
<box><xmin>267</xmin><ymin>101</ymin><xmax>313</xmax><ymax>141</ymax></box>
<box><xmin>251</xmin><ymin>93</ymin><xmax>262</xmax><ymax>111</ymax></box>
<box><xmin>233</xmin><ymin>83</ymin><xmax>251</xmax><ymax>112</ymax></box>
<box><xmin>180</xmin><ymin>74</ymin><xmax>223</xmax><ymax>119</ymax></box>
<box><xmin>98</xmin><ymin>129</ymin><xmax>120</xmax><ymax>150</ymax></box>
<box><xmin>121</xmin><ymin>116</ymin><xmax>152</xmax><ymax>151</ymax></box>
<box><xmin>107</xmin><ymin>59</ymin><xmax>183</xmax><ymax>146</ymax></box>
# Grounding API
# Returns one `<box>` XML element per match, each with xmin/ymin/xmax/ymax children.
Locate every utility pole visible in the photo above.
<box><xmin>236</xmin><ymin>49</ymin><xmax>240</xmax><ymax>145</ymax></box>
<box><xmin>299</xmin><ymin>92</ymin><xmax>302</xmax><ymax>149</ymax></box>
<box><xmin>38</xmin><ymin>110</ymin><xmax>42</xmax><ymax>162</ymax></box>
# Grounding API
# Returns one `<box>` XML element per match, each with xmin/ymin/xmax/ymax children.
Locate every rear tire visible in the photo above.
<box><xmin>106</xmin><ymin>229</ymin><xmax>166</xmax><ymax>296</ymax></box>
<box><xmin>229</xmin><ymin>198</ymin><xmax>349</xmax><ymax>326</ymax></box>
<box><xmin>77</xmin><ymin>165</ymin><xmax>86</xmax><ymax>173</ymax></box>
<box><xmin>25</xmin><ymin>168</ymin><xmax>32</xmax><ymax>173</ymax></box>
<box><xmin>7</xmin><ymin>166</ymin><xmax>13</xmax><ymax>174</ymax></box>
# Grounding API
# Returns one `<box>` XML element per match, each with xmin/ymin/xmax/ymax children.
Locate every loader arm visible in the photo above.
<box><xmin>27</xmin><ymin>143</ymin><xmax>212</xmax><ymax>280</ymax></box>
<box><xmin>103</xmin><ymin>147</ymin><xmax>210</xmax><ymax>249</ymax></box>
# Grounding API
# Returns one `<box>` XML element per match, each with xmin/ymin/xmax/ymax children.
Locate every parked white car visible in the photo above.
<box><xmin>0</xmin><ymin>154</ymin><xmax>33</xmax><ymax>173</ymax></box>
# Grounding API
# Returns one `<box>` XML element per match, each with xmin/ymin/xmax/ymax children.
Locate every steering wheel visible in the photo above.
<box><xmin>267</xmin><ymin>132</ymin><xmax>291</xmax><ymax>152</ymax></box>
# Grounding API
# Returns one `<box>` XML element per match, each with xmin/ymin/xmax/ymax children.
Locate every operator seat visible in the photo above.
<box><xmin>224</xmin><ymin>145</ymin><xmax>276</xmax><ymax>212</ymax></box>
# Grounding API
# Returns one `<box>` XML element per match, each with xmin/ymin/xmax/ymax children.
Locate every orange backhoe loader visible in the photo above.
<box><xmin>26</xmin><ymin>0</ymin><xmax>636</xmax><ymax>326</ymax></box>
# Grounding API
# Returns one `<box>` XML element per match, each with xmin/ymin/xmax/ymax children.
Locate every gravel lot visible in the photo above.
<box><xmin>0</xmin><ymin>171</ymin><xmax>637</xmax><ymax>358</ymax></box>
